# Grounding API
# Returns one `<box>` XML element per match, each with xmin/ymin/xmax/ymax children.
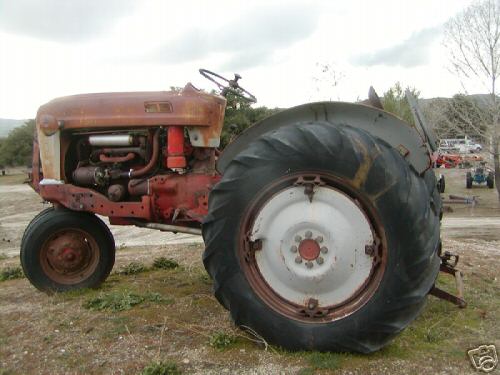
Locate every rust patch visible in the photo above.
<box><xmin>36</xmin><ymin>83</ymin><xmax>226</xmax><ymax>131</ymax></box>
<box><xmin>39</xmin><ymin>184</ymin><xmax>152</xmax><ymax>219</ymax></box>
<box><xmin>351</xmin><ymin>137</ymin><xmax>377</xmax><ymax>189</ymax></box>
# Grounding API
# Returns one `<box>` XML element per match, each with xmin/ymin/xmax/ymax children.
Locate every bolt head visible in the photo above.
<box><xmin>305</xmin><ymin>230</ymin><xmax>312</xmax><ymax>239</ymax></box>
<box><xmin>294</xmin><ymin>235</ymin><xmax>302</xmax><ymax>243</ymax></box>
<box><xmin>305</xmin><ymin>261</ymin><xmax>313</xmax><ymax>268</ymax></box>
<box><xmin>295</xmin><ymin>256</ymin><xmax>302</xmax><ymax>264</ymax></box>
<box><xmin>315</xmin><ymin>236</ymin><xmax>323</xmax><ymax>243</ymax></box>
<box><xmin>316</xmin><ymin>257</ymin><xmax>324</xmax><ymax>265</ymax></box>
<box><xmin>290</xmin><ymin>245</ymin><xmax>298</xmax><ymax>253</ymax></box>
<box><xmin>320</xmin><ymin>246</ymin><xmax>328</xmax><ymax>254</ymax></box>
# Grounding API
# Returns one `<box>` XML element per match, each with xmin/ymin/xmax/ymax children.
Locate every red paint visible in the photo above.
<box><xmin>39</xmin><ymin>172</ymin><xmax>221</xmax><ymax>226</ymax></box>
<box><xmin>149</xmin><ymin>173</ymin><xmax>219</xmax><ymax>223</ymax></box>
<box><xmin>167</xmin><ymin>126</ymin><xmax>186</xmax><ymax>168</ymax></box>
<box><xmin>299</xmin><ymin>239</ymin><xmax>320</xmax><ymax>260</ymax></box>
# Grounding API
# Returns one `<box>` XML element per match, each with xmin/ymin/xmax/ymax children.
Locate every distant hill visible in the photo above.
<box><xmin>0</xmin><ymin>118</ymin><xmax>28</xmax><ymax>138</ymax></box>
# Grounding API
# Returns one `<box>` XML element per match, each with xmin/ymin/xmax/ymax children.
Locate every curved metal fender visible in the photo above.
<box><xmin>217</xmin><ymin>101</ymin><xmax>432</xmax><ymax>175</ymax></box>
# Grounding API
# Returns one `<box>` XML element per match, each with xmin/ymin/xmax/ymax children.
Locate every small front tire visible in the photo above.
<box><xmin>437</xmin><ymin>174</ymin><xmax>446</xmax><ymax>193</ymax></box>
<box><xmin>21</xmin><ymin>209</ymin><xmax>115</xmax><ymax>293</ymax></box>
<box><xmin>466</xmin><ymin>172</ymin><xmax>473</xmax><ymax>189</ymax></box>
<box><xmin>487</xmin><ymin>172</ymin><xmax>494</xmax><ymax>189</ymax></box>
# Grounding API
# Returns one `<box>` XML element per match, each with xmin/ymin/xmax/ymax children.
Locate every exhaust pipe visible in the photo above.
<box><xmin>131</xmin><ymin>220</ymin><xmax>202</xmax><ymax>235</ymax></box>
<box><xmin>88</xmin><ymin>134</ymin><xmax>134</xmax><ymax>147</ymax></box>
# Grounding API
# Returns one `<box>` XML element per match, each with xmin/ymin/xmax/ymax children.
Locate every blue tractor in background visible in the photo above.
<box><xmin>466</xmin><ymin>162</ymin><xmax>494</xmax><ymax>189</ymax></box>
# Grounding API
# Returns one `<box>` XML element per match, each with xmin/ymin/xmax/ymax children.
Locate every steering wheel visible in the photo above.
<box><xmin>199</xmin><ymin>69</ymin><xmax>257</xmax><ymax>103</ymax></box>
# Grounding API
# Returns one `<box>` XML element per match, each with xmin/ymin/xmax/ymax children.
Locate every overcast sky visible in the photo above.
<box><xmin>0</xmin><ymin>0</ymin><xmax>479</xmax><ymax>119</ymax></box>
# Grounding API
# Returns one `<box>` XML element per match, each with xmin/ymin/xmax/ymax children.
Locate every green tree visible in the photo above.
<box><xmin>220</xmin><ymin>92</ymin><xmax>280</xmax><ymax>149</ymax></box>
<box><xmin>381</xmin><ymin>82</ymin><xmax>420</xmax><ymax>125</ymax></box>
<box><xmin>0</xmin><ymin>119</ymin><xmax>35</xmax><ymax>166</ymax></box>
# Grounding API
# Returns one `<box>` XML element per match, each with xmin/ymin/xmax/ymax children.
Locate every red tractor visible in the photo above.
<box><xmin>23</xmin><ymin>70</ymin><xmax>456</xmax><ymax>353</ymax></box>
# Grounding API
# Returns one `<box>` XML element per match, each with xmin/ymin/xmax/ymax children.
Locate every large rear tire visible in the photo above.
<box><xmin>21</xmin><ymin>209</ymin><xmax>115</xmax><ymax>293</ymax></box>
<box><xmin>203</xmin><ymin>122</ymin><xmax>441</xmax><ymax>353</ymax></box>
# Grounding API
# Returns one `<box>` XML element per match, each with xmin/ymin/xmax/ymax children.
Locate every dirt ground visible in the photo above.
<box><xmin>0</xmin><ymin>168</ymin><xmax>499</xmax><ymax>375</ymax></box>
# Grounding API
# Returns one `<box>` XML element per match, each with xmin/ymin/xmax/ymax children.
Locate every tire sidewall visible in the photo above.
<box><xmin>21</xmin><ymin>210</ymin><xmax>115</xmax><ymax>292</ymax></box>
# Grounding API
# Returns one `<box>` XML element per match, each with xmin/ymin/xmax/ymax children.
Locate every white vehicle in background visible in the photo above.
<box><xmin>456</xmin><ymin>139</ymin><xmax>482</xmax><ymax>153</ymax></box>
<box><xmin>439</xmin><ymin>137</ymin><xmax>482</xmax><ymax>154</ymax></box>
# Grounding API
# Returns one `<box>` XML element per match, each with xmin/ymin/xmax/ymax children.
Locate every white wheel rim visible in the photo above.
<box><xmin>250</xmin><ymin>185</ymin><xmax>375</xmax><ymax>307</ymax></box>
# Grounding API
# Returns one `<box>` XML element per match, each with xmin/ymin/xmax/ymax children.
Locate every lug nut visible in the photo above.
<box><xmin>295</xmin><ymin>256</ymin><xmax>303</xmax><ymax>264</ymax></box>
<box><xmin>305</xmin><ymin>261</ymin><xmax>313</xmax><ymax>268</ymax></box>
<box><xmin>294</xmin><ymin>235</ymin><xmax>302</xmax><ymax>242</ymax></box>
<box><xmin>305</xmin><ymin>230</ymin><xmax>312</xmax><ymax>239</ymax></box>
<box><xmin>290</xmin><ymin>245</ymin><xmax>298</xmax><ymax>253</ymax></box>
<box><xmin>320</xmin><ymin>246</ymin><xmax>328</xmax><ymax>254</ymax></box>
<box><xmin>316</xmin><ymin>236</ymin><xmax>323</xmax><ymax>243</ymax></box>
<box><xmin>316</xmin><ymin>257</ymin><xmax>324</xmax><ymax>265</ymax></box>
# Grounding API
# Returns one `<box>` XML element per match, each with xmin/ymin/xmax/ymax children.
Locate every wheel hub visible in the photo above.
<box><xmin>46</xmin><ymin>234</ymin><xmax>90</xmax><ymax>273</ymax></box>
<box><xmin>241</xmin><ymin>174</ymin><xmax>386</xmax><ymax>321</ymax></box>
<box><xmin>298</xmin><ymin>239</ymin><xmax>320</xmax><ymax>260</ymax></box>
<box><xmin>40</xmin><ymin>229</ymin><xmax>99</xmax><ymax>284</ymax></box>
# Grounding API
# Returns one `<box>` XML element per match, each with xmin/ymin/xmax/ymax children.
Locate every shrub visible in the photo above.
<box><xmin>0</xmin><ymin>266</ymin><xmax>24</xmax><ymax>281</ymax></box>
<box><xmin>118</xmin><ymin>262</ymin><xmax>147</xmax><ymax>275</ymax></box>
<box><xmin>140</xmin><ymin>361</ymin><xmax>181</xmax><ymax>375</ymax></box>
<box><xmin>152</xmin><ymin>257</ymin><xmax>179</xmax><ymax>270</ymax></box>
<box><xmin>209</xmin><ymin>332</ymin><xmax>237</xmax><ymax>350</ymax></box>
<box><xmin>83</xmin><ymin>291</ymin><xmax>172</xmax><ymax>312</ymax></box>
<box><xmin>83</xmin><ymin>291</ymin><xmax>144</xmax><ymax>312</ymax></box>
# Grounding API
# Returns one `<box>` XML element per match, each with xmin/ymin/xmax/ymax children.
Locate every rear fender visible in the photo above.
<box><xmin>218</xmin><ymin>102</ymin><xmax>433</xmax><ymax>174</ymax></box>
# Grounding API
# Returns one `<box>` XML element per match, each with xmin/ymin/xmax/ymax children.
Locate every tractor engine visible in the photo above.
<box><xmin>69</xmin><ymin>130</ymin><xmax>212</xmax><ymax>194</ymax></box>
<box><xmin>32</xmin><ymin>83</ymin><xmax>224</xmax><ymax>229</ymax></box>
<box><xmin>64</xmin><ymin>128</ymin><xmax>219</xmax><ymax>226</ymax></box>
<box><xmin>71</xmin><ymin>132</ymin><xmax>151</xmax><ymax>198</ymax></box>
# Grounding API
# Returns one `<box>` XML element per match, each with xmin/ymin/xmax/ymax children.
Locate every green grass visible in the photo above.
<box><xmin>306</xmin><ymin>352</ymin><xmax>342</xmax><ymax>370</ymax></box>
<box><xmin>83</xmin><ymin>290</ymin><xmax>172</xmax><ymax>312</ymax></box>
<box><xmin>209</xmin><ymin>331</ymin><xmax>238</xmax><ymax>351</ymax></box>
<box><xmin>117</xmin><ymin>261</ymin><xmax>148</xmax><ymax>275</ymax></box>
<box><xmin>0</xmin><ymin>253</ymin><xmax>8</xmax><ymax>261</ymax></box>
<box><xmin>116</xmin><ymin>258</ymin><xmax>180</xmax><ymax>275</ymax></box>
<box><xmin>55</xmin><ymin>288</ymin><xmax>94</xmax><ymax>298</ymax></box>
<box><xmin>297</xmin><ymin>368</ymin><xmax>315</xmax><ymax>375</ymax></box>
<box><xmin>0</xmin><ymin>266</ymin><xmax>24</xmax><ymax>281</ymax></box>
<box><xmin>152</xmin><ymin>257</ymin><xmax>179</xmax><ymax>270</ymax></box>
<box><xmin>140</xmin><ymin>361</ymin><xmax>181</xmax><ymax>375</ymax></box>
<box><xmin>291</xmin><ymin>352</ymin><xmax>343</xmax><ymax>373</ymax></box>
<box><xmin>0</xmin><ymin>243</ymin><xmax>497</xmax><ymax>374</ymax></box>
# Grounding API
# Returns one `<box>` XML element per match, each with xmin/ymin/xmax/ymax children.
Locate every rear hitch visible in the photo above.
<box><xmin>429</xmin><ymin>250</ymin><xmax>467</xmax><ymax>308</ymax></box>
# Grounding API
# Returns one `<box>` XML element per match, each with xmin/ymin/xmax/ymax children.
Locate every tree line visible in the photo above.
<box><xmin>0</xmin><ymin>119</ymin><xmax>35</xmax><ymax>168</ymax></box>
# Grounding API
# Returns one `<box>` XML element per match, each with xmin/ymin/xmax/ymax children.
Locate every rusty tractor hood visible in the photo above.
<box><xmin>36</xmin><ymin>83</ymin><xmax>226</xmax><ymax>132</ymax></box>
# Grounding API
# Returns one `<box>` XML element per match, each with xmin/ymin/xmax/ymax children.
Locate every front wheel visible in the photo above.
<box><xmin>487</xmin><ymin>172</ymin><xmax>494</xmax><ymax>188</ymax></box>
<box><xmin>437</xmin><ymin>174</ymin><xmax>446</xmax><ymax>193</ymax></box>
<box><xmin>466</xmin><ymin>172</ymin><xmax>473</xmax><ymax>189</ymax></box>
<box><xmin>203</xmin><ymin>122</ymin><xmax>441</xmax><ymax>352</ymax></box>
<box><xmin>21</xmin><ymin>209</ymin><xmax>115</xmax><ymax>293</ymax></box>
